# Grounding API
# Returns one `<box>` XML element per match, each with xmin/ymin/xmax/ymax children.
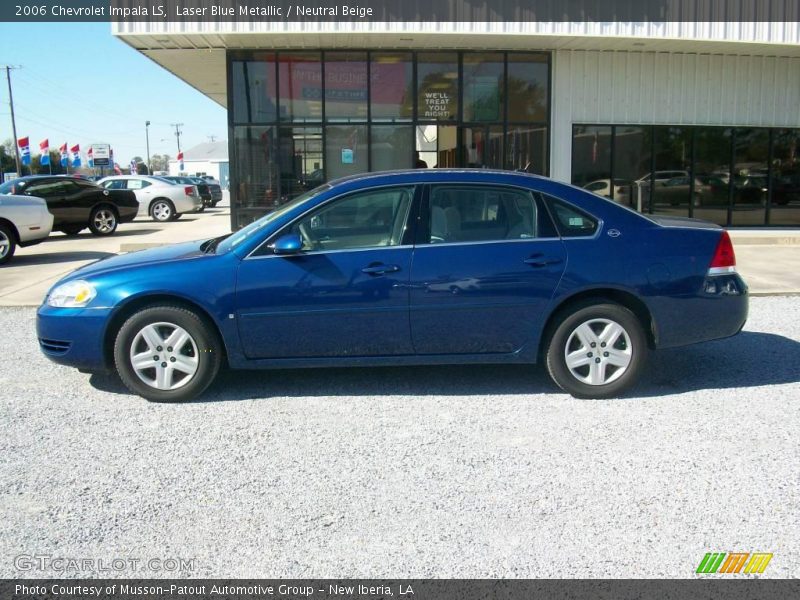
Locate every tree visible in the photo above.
<box><xmin>149</xmin><ymin>154</ymin><xmax>171</xmax><ymax>172</ymax></box>
<box><xmin>31</xmin><ymin>151</ymin><xmax>64</xmax><ymax>175</ymax></box>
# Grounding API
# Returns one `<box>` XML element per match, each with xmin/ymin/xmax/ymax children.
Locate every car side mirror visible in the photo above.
<box><xmin>272</xmin><ymin>233</ymin><xmax>303</xmax><ymax>255</ymax></box>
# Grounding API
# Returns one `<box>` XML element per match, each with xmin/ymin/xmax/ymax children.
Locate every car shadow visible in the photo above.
<box><xmin>9</xmin><ymin>251</ymin><xmax>115</xmax><ymax>266</ymax></box>
<box><xmin>46</xmin><ymin>228</ymin><xmax>160</xmax><ymax>241</ymax></box>
<box><xmin>88</xmin><ymin>331</ymin><xmax>800</xmax><ymax>403</ymax></box>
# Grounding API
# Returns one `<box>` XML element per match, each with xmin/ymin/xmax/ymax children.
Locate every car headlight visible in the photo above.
<box><xmin>47</xmin><ymin>280</ymin><xmax>97</xmax><ymax>308</ymax></box>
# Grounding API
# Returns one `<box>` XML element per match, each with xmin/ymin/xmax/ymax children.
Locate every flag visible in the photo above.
<box><xmin>177</xmin><ymin>151</ymin><xmax>184</xmax><ymax>170</ymax></box>
<box><xmin>59</xmin><ymin>143</ymin><xmax>68</xmax><ymax>167</ymax></box>
<box><xmin>113</xmin><ymin>162</ymin><xmax>122</xmax><ymax>175</ymax></box>
<box><xmin>18</xmin><ymin>137</ymin><xmax>30</xmax><ymax>166</ymax></box>
<box><xmin>87</xmin><ymin>146</ymin><xmax>94</xmax><ymax>168</ymax></box>
<box><xmin>70</xmin><ymin>144</ymin><xmax>81</xmax><ymax>168</ymax></box>
<box><xmin>39</xmin><ymin>139</ymin><xmax>50</xmax><ymax>166</ymax></box>
<box><xmin>130</xmin><ymin>159</ymin><xmax>137</xmax><ymax>174</ymax></box>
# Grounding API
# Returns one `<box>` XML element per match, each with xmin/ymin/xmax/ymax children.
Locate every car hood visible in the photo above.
<box><xmin>69</xmin><ymin>240</ymin><xmax>208</xmax><ymax>279</ymax></box>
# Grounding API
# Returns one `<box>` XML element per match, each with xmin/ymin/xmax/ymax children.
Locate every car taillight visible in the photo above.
<box><xmin>708</xmin><ymin>230</ymin><xmax>736</xmax><ymax>274</ymax></box>
<box><xmin>184</xmin><ymin>186</ymin><xmax>194</xmax><ymax>196</ymax></box>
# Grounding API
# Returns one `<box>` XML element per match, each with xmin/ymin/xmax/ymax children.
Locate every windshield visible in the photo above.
<box><xmin>216</xmin><ymin>185</ymin><xmax>331</xmax><ymax>254</ymax></box>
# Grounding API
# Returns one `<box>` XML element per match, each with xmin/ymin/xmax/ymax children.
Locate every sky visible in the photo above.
<box><xmin>0</xmin><ymin>23</ymin><xmax>227</xmax><ymax>166</ymax></box>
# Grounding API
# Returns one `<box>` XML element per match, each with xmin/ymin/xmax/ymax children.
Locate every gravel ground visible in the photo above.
<box><xmin>0</xmin><ymin>297</ymin><xmax>798</xmax><ymax>579</ymax></box>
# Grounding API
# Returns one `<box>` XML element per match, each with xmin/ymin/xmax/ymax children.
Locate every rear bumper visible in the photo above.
<box><xmin>36</xmin><ymin>305</ymin><xmax>110</xmax><ymax>371</ymax></box>
<box><xmin>652</xmin><ymin>273</ymin><xmax>749</xmax><ymax>349</ymax></box>
<box><xmin>174</xmin><ymin>196</ymin><xmax>203</xmax><ymax>214</ymax></box>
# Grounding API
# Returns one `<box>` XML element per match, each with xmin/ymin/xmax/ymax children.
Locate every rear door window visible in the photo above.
<box><xmin>543</xmin><ymin>195</ymin><xmax>599</xmax><ymax>237</ymax></box>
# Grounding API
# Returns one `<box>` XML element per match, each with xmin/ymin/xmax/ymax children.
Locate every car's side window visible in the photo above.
<box><xmin>26</xmin><ymin>181</ymin><xmax>67</xmax><ymax>197</ymax></box>
<box><xmin>543</xmin><ymin>195</ymin><xmax>599</xmax><ymax>237</ymax></box>
<box><xmin>104</xmin><ymin>180</ymin><xmax>126</xmax><ymax>190</ymax></box>
<box><xmin>127</xmin><ymin>179</ymin><xmax>150</xmax><ymax>190</ymax></box>
<box><xmin>427</xmin><ymin>185</ymin><xmax>556</xmax><ymax>244</ymax></box>
<box><xmin>273</xmin><ymin>186</ymin><xmax>414</xmax><ymax>254</ymax></box>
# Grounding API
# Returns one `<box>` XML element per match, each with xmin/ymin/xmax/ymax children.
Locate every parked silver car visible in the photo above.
<box><xmin>0</xmin><ymin>193</ymin><xmax>54</xmax><ymax>265</ymax></box>
<box><xmin>97</xmin><ymin>175</ymin><xmax>203</xmax><ymax>222</ymax></box>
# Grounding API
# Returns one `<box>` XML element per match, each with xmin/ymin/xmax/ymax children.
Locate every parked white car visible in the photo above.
<box><xmin>97</xmin><ymin>175</ymin><xmax>203</xmax><ymax>222</ymax></box>
<box><xmin>0</xmin><ymin>193</ymin><xmax>54</xmax><ymax>265</ymax></box>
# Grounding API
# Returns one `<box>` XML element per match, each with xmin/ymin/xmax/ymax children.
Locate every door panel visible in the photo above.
<box><xmin>235</xmin><ymin>185</ymin><xmax>418</xmax><ymax>360</ymax></box>
<box><xmin>236</xmin><ymin>248</ymin><xmax>412</xmax><ymax>359</ymax></box>
<box><xmin>410</xmin><ymin>184</ymin><xmax>566</xmax><ymax>355</ymax></box>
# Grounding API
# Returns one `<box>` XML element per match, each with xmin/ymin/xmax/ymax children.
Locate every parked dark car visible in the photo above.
<box><xmin>194</xmin><ymin>177</ymin><xmax>223</xmax><ymax>206</ymax></box>
<box><xmin>0</xmin><ymin>175</ymin><xmax>138</xmax><ymax>236</ymax></box>
<box><xmin>37</xmin><ymin>170</ymin><xmax>748</xmax><ymax>403</ymax></box>
<box><xmin>163</xmin><ymin>176</ymin><xmax>212</xmax><ymax>209</ymax></box>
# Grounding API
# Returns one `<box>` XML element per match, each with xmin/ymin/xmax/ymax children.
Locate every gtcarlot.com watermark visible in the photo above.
<box><xmin>14</xmin><ymin>554</ymin><xmax>197</xmax><ymax>574</ymax></box>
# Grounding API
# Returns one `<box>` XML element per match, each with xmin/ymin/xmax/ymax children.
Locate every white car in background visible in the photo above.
<box><xmin>0</xmin><ymin>193</ymin><xmax>54</xmax><ymax>265</ymax></box>
<box><xmin>97</xmin><ymin>175</ymin><xmax>203</xmax><ymax>222</ymax></box>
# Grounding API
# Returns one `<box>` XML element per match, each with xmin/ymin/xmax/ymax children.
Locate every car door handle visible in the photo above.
<box><xmin>361</xmin><ymin>263</ymin><xmax>401</xmax><ymax>275</ymax></box>
<box><xmin>523</xmin><ymin>256</ymin><xmax>563</xmax><ymax>267</ymax></box>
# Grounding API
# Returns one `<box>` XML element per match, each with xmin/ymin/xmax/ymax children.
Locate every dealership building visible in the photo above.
<box><xmin>113</xmin><ymin>18</ymin><xmax>800</xmax><ymax>229</ymax></box>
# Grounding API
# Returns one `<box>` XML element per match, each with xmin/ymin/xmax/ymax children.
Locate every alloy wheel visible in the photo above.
<box><xmin>92</xmin><ymin>209</ymin><xmax>116</xmax><ymax>234</ymax></box>
<box><xmin>152</xmin><ymin>201</ymin><xmax>172</xmax><ymax>221</ymax></box>
<box><xmin>0</xmin><ymin>230</ymin><xmax>9</xmax><ymax>259</ymax></box>
<box><xmin>564</xmin><ymin>318</ymin><xmax>632</xmax><ymax>386</ymax></box>
<box><xmin>129</xmin><ymin>322</ymin><xmax>199</xmax><ymax>390</ymax></box>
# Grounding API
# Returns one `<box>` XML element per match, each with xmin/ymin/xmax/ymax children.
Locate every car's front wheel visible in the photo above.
<box><xmin>114</xmin><ymin>305</ymin><xmax>222</xmax><ymax>402</ymax></box>
<box><xmin>88</xmin><ymin>205</ymin><xmax>118</xmax><ymax>236</ymax></box>
<box><xmin>0</xmin><ymin>223</ymin><xmax>16</xmax><ymax>265</ymax></box>
<box><xmin>546</xmin><ymin>302</ymin><xmax>648</xmax><ymax>399</ymax></box>
<box><xmin>150</xmin><ymin>199</ymin><xmax>175</xmax><ymax>222</ymax></box>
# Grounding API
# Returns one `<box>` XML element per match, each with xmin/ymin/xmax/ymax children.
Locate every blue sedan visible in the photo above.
<box><xmin>37</xmin><ymin>170</ymin><xmax>748</xmax><ymax>402</ymax></box>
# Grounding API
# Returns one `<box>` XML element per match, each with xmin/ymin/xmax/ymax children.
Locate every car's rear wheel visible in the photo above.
<box><xmin>546</xmin><ymin>302</ymin><xmax>648</xmax><ymax>399</ymax></box>
<box><xmin>150</xmin><ymin>199</ymin><xmax>175</xmax><ymax>222</ymax></box>
<box><xmin>0</xmin><ymin>223</ymin><xmax>16</xmax><ymax>265</ymax></box>
<box><xmin>88</xmin><ymin>205</ymin><xmax>118</xmax><ymax>236</ymax></box>
<box><xmin>114</xmin><ymin>305</ymin><xmax>222</xmax><ymax>402</ymax></box>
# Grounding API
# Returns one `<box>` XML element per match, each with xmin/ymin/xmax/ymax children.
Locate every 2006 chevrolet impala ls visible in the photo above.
<box><xmin>37</xmin><ymin>170</ymin><xmax>748</xmax><ymax>402</ymax></box>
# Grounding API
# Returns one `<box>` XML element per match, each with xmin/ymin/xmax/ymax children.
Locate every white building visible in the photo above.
<box><xmin>168</xmin><ymin>141</ymin><xmax>229</xmax><ymax>188</ymax></box>
<box><xmin>114</xmin><ymin>15</ymin><xmax>800</xmax><ymax>229</ymax></box>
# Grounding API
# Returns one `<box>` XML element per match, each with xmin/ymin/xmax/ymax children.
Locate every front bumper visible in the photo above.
<box><xmin>36</xmin><ymin>305</ymin><xmax>111</xmax><ymax>371</ymax></box>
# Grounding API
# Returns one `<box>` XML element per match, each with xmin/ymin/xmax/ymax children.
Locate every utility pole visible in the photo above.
<box><xmin>171</xmin><ymin>123</ymin><xmax>184</xmax><ymax>153</ymax></box>
<box><xmin>207</xmin><ymin>134</ymin><xmax>217</xmax><ymax>143</ymax></box>
<box><xmin>145</xmin><ymin>120</ymin><xmax>151</xmax><ymax>174</ymax></box>
<box><xmin>4</xmin><ymin>65</ymin><xmax>22</xmax><ymax>176</ymax></box>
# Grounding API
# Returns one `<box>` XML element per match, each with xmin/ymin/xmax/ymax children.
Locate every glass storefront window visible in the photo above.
<box><xmin>232</xmin><ymin>57</ymin><xmax>277</xmax><ymax>124</ymax></box>
<box><xmin>506</xmin><ymin>125</ymin><xmax>548</xmax><ymax>175</ymax></box>
<box><xmin>463</xmin><ymin>53</ymin><xmax>504</xmax><ymax>122</ymax></box>
<box><xmin>613</xmin><ymin>126</ymin><xmax>653</xmax><ymax>211</ymax></box>
<box><xmin>571</xmin><ymin>126</ymin><xmax>612</xmax><ymax>196</ymax></box>
<box><xmin>371</xmin><ymin>125</ymin><xmax>414</xmax><ymax>171</ymax></box>
<box><xmin>278</xmin><ymin>127</ymin><xmax>323</xmax><ymax>200</ymax></box>
<box><xmin>326</xmin><ymin>125</ymin><xmax>368</xmax><ymax>179</ymax></box>
<box><xmin>324</xmin><ymin>52</ymin><xmax>368</xmax><ymax>121</ymax></box>
<box><xmin>731</xmin><ymin>128</ymin><xmax>769</xmax><ymax>226</ymax></box>
<box><xmin>463</xmin><ymin>126</ymin><xmax>504</xmax><ymax>168</ymax></box>
<box><xmin>277</xmin><ymin>52</ymin><xmax>322</xmax><ymax>122</ymax></box>
<box><xmin>507</xmin><ymin>53</ymin><xmax>548</xmax><ymax>122</ymax></box>
<box><xmin>652</xmin><ymin>126</ymin><xmax>693</xmax><ymax>217</ymax></box>
<box><xmin>371</xmin><ymin>53</ymin><xmax>413</xmax><ymax>121</ymax></box>
<box><xmin>415</xmin><ymin>125</ymin><xmax>458</xmax><ymax>169</ymax></box>
<box><xmin>417</xmin><ymin>53</ymin><xmax>459</xmax><ymax>121</ymax></box>
<box><xmin>771</xmin><ymin>129</ymin><xmax>800</xmax><ymax>226</ymax></box>
<box><xmin>232</xmin><ymin>126</ymin><xmax>280</xmax><ymax>222</ymax></box>
<box><xmin>693</xmin><ymin>127</ymin><xmax>732</xmax><ymax>225</ymax></box>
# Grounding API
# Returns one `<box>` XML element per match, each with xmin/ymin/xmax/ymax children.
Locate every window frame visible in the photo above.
<box><xmin>249</xmin><ymin>183</ymin><xmax>421</xmax><ymax>258</ymax></box>
<box><xmin>416</xmin><ymin>182</ymin><xmax>561</xmax><ymax>247</ymax></box>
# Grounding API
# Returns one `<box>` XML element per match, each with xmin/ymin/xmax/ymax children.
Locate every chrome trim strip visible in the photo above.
<box><xmin>707</xmin><ymin>266</ymin><xmax>737</xmax><ymax>275</ymax></box>
<box><xmin>245</xmin><ymin>244</ymin><xmax>414</xmax><ymax>260</ymax></box>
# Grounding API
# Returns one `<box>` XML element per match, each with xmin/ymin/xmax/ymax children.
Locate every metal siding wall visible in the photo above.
<box><xmin>550</xmin><ymin>49</ymin><xmax>800</xmax><ymax>182</ymax></box>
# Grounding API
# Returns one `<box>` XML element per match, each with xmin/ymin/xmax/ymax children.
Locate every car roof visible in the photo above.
<box><xmin>326</xmin><ymin>168</ymin><xmax>548</xmax><ymax>187</ymax></box>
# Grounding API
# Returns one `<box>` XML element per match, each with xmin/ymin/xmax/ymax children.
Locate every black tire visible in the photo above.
<box><xmin>545</xmin><ymin>302</ymin><xmax>648</xmax><ymax>399</ymax></box>
<box><xmin>150</xmin><ymin>198</ymin><xmax>175</xmax><ymax>222</ymax></box>
<box><xmin>113</xmin><ymin>305</ymin><xmax>222</xmax><ymax>402</ymax></box>
<box><xmin>88</xmin><ymin>205</ymin><xmax>118</xmax><ymax>236</ymax></box>
<box><xmin>173</xmin><ymin>213</ymin><xmax>182</xmax><ymax>221</ymax></box>
<box><xmin>60</xmin><ymin>225</ymin><xmax>84</xmax><ymax>236</ymax></box>
<box><xmin>0</xmin><ymin>223</ymin><xmax>16</xmax><ymax>265</ymax></box>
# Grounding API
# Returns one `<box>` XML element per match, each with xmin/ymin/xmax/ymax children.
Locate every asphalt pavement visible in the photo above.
<box><xmin>0</xmin><ymin>297</ymin><xmax>797</xmax><ymax>578</ymax></box>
